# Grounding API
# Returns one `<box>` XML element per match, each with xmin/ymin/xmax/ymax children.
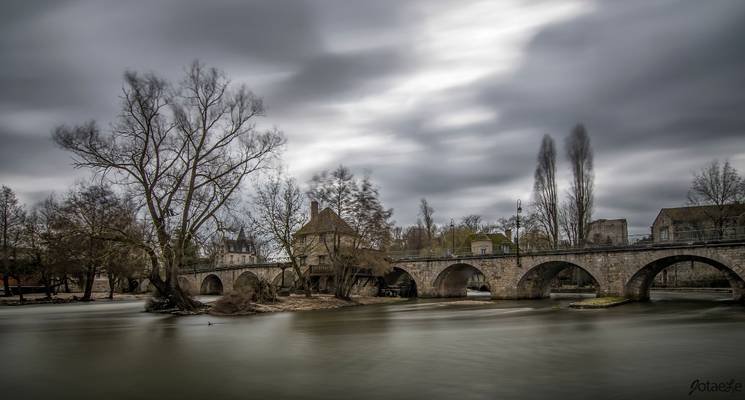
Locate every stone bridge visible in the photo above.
<box><xmin>175</xmin><ymin>263</ymin><xmax>297</xmax><ymax>295</ymax></box>
<box><xmin>174</xmin><ymin>241</ymin><xmax>745</xmax><ymax>301</ymax></box>
<box><xmin>391</xmin><ymin>241</ymin><xmax>745</xmax><ymax>301</ymax></box>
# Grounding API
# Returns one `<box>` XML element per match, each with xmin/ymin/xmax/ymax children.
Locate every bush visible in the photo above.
<box><xmin>211</xmin><ymin>292</ymin><xmax>258</xmax><ymax>315</ymax></box>
<box><xmin>211</xmin><ymin>279</ymin><xmax>277</xmax><ymax>315</ymax></box>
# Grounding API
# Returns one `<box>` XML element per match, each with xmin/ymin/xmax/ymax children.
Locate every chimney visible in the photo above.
<box><xmin>311</xmin><ymin>201</ymin><xmax>319</xmax><ymax>220</ymax></box>
<box><xmin>505</xmin><ymin>228</ymin><xmax>512</xmax><ymax>242</ymax></box>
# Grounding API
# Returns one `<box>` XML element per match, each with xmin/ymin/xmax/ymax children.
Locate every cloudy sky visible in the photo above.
<box><xmin>2</xmin><ymin>0</ymin><xmax>744</xmax><ymax>234</ymax></box>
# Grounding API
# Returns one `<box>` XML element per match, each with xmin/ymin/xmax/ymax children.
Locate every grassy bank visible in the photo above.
<box><xmin>569</xmin><ymin>296</ymin><xmax>631</xmax><ymax>309</ymax></box>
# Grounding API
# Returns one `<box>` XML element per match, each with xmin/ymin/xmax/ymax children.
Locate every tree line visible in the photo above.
<box><xmin>1</xmin><ymin>183</ymin><xmax>144</xmax><ymax>301</ymax></box>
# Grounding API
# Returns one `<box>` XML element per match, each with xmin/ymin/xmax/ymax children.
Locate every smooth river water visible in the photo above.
<box><xmin>2</xmin><ymin>292</ymin><xmax>745</xmax><ymax>400</ymax></box>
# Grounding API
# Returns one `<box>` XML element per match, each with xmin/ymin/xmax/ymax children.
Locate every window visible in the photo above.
<box><xmin>660</xmin><ymin>227</ymin><xmax>669</xmax><ymax>241</ymax></box>
<box><xmin>480</xmin><ymin>248</ymin><xmax>486</xmax><ymax>255</ymax></box>
<box><xmin>318</xmin><ymin>255</ymin><xmax>326</xmax><ymax>265</ymax></box>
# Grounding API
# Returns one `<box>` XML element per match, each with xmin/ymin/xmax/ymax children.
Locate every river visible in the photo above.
<box><xmin>1</xmin><ymin>292</ymin><xmax>744</xmax><ymax>400</ymax></box>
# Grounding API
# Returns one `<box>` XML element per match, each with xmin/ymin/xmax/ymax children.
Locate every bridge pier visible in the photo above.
<box><xmin>416</xmin><ymin>285</ymin><xmax>438</xmax><ymax>298</ymax></box>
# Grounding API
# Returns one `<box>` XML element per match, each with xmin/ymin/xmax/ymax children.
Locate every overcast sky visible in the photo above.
<box><xmin>2</xmin><ymin>0</ymin><xmax>744</xmax><ymax>234</ymax></box>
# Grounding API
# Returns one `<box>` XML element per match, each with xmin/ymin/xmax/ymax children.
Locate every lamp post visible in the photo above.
<box><xmin>516</xmin><ymin>199</ymin><xmax>522</xmax><ymax>267</ymax></box>
<box><xmin>450</xmin><ymin>219</ymin><xmax>455</xmax><ymax>256</ymax></box>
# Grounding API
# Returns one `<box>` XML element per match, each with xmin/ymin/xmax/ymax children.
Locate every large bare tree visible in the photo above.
<box><xmin>687</xmin><ymin>159</ymin><xmax>745</xmax><ymax>237</ymax></box>
<box><xmin>565</xmin><ymin>124</ymin><xmax>594</xmax><ymax>245</ymax></box>
<box><xmin>253</xmin><ymin>174</ymin><xmax>313</xmax><ymax>297</ymax></box>
<box><xmin>54</xmin><ymin>61</ymin><xmax>284</xmax><ymax>310</ymax></box>
<box><xmin>533</xmin><ymin>134</ymin><xmax>559</xmax><ymax>248</ymax></box>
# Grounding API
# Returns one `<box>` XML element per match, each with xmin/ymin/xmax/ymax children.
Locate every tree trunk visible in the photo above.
<box><xmin>289</xmin><ymin>261</ymin><xmax>311</xmax><ymax>298</ymax></box>
<box><xmin>41</xmin><ymin>272</ymin><xmax>52</xmax><ymax>300</ymax></box>
<box><xmin>147</xmin><ymin>266</ymin><xmax>201</xmax><ymax>311</ymax></box>
<box><xmin>81</xmin><ymin>266</ymin><xmax>96</xmax><ymax>301</ymax></box>
<box><xmin>2</xmin><ymin>273</ymin><xmax>11</xmax><ymax>297</ymax></box>
<box><xmin>16</xmin><ymin>277</ymin><xmax>23</xmax><ymax>303</ymax></box>
<box><xmin>107</xmin><ymin>272</ymin><xmax>115</xmax><ymax>300</ymax></box>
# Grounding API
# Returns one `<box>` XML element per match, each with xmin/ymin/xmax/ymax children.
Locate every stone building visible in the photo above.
<box><xmin>293</xmin><ymin>201</ymin><xmax>358</xmax><ymax>292</ymax></box>
<box><xmin>586</xmin><ymin>219</ymin><xmax>628</xmax><ymax>246</ymax></box>
<box><xmin>215</xmin><ymin>227</ymin><xmax>260</xmax><ymax>267</ymax></box>
<box><xmin>651</xmin><ymin>204</ymin><xmax>745</xmax><ymax>242</ymax></box>
<box><xmin>468</xmin><ymin>233</ymin><xmax>513</xmax><ymax>255</ymax></box>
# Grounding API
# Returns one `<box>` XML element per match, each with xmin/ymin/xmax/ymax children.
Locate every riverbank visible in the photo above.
<box><xmin>208</xmin><ymin>294</ymin><xmax>407</xmax><ymax>316</ymax></box>
<box><xmin>0</xmin><ymin>292</ymin><xmax>149</xmax><ymax>306</ymax></box>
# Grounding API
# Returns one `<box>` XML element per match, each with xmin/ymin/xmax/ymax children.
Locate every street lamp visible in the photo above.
<box><xmin>450</xmin><ymin>219</ymin><xmax>455</xmax><ymax>256</ymax></box>
<box><xmin>516</xmin><ymin>199</ymin><xmax>522</xmax><ymax>267</ymax></box>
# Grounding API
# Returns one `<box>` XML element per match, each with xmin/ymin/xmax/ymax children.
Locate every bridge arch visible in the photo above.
<box><xmin>271</xmin><ymin>269</ymin><xmax>299</xmax><ymax>288</ymax></box>
<box><xmin>625</xmin><ymin>255</ymin><xmax>745</xmax><ymax>301</ymax></box>
<box><xmin>200</xmin><ymin>274</ymin><xmax>224</xmax><ymax>295</ymax></box>
<box><xmin>516</xmin><ymin>261</ymin><xmax>600</xmax><ymax>299</ymax></box>
<box><xmin>380</xmin><ymin>267</ymin><xmax>418</xmax><ymax>297</ymax></box>
<box><xmin>234</xmin><ymin>271</ymin><xmax>260</xmax><ymax>294</ymax></box>
<box><xmin>433</xmin><ymin>263</ymin><xmax>489</xmax><ymax>297</ymax></box>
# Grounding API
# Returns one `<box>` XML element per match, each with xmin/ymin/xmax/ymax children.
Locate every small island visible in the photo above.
<box><xmin>569</xmin><ymin>297</ymin><xmax>631</xmax><ymax>309</ymax></box>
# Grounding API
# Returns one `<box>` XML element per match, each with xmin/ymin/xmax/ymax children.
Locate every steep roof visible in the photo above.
<box><xmin>657</xmin><ymin>204</ymin><xmax>745</xmax><ymax>224</ymax></box>
<box><xmin>295</xmin><ymin>207</ymin><xmax>356</xmax><ymax>236</ymax></box>
<box><xmin>224</xmin><ymin>228</ymin><xmax>257</xmax><ymax>254</ymax></box>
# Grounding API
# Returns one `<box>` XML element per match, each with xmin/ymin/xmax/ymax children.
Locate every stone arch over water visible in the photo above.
<box><xmin>625</xmin><ymin>255</ymin><xmax>745</xmax><ymax>301</ymax></box>
<box><xmin>381</xmin><ymin>267</ymin><xmax>418</xmax><ymax>297</ymax></box>
<box><xmin>433</xmin><ymin>263</ymin><xmax>490</xmax><ymax>297</ymax></box>
<box><xmin>234</xmin><ymin>271</ymin><xmax>260</xmax><ymax>294</ymax></box>
<box><xmin>200</xmin><ymin>274</ymin><xmax>224</xmax><ymax>295</ymax></box>
<box><xmin>516</xmin><ymin>261</ymin><xmax>600</xmax><ymax>299</ymax></box>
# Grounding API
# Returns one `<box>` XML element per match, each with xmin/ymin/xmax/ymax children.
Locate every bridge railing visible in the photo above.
<box><xmin>387</xmin><ymin>228</ymin><xmax>745</xmax><ymax>261</ymax></box>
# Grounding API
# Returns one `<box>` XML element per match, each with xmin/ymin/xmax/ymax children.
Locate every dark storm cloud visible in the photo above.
<box><xmin>0</xmin><ymin>131</ymin><xmax>69</xmax><ymax>175</ymax></box>
<box><xmin>1</xmin><ymin>0</ymin><xmax>743</xmax><ymax>235</ymax></box>
<box><xmin>348</xmin><ymin>0</ymin><xmax>745</xmax><ymax>230</ymax></box>
<box><xmin>482</xmin><ymin>0</ymin><xmax>745</xmax><ymax>151</ymax></box>
<box><xmin>269</xmin><ymin>46</ymin><xmax>414</xmax><ymax>108</ymax></box>
<box><xmin>465</xmin><ymin>0</ymin><xmax>745</xmax><ymax>231</ymax></box>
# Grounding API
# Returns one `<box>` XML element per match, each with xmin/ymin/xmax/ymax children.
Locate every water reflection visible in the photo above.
<box><xmin>1</xmin><ymin>293</ymin><xmax>744</xmax><ymax>400</ymax></box>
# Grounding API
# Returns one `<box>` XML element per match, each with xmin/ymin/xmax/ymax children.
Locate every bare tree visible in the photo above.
<box><xmin>687</xmin><ymin>160</ymin><xmax>745</xmax><ymax>236</ymax></box>
<box><xmin>1</xmin><ymin>186</ymin><xmax>25</xmax><ymax>297</ymax></box>
<box><xmin>559</xmin><ymin>200</ymin><xmax>578</xmax><ymax>246</ymax></box>
<box><xmin>565</xmin><ymin>124</ymin><xmax>594</xmax><ymax>245</ymax></box>
<box><xmin>253</xmin><ymin>174</ymin><xmax>313</xmax><ymax>297</ymax></box>
<box><xmin>460</xmin><ymin>214</ymin><xmax>482</xmax><ymax>233</ymax></box>
<box><xmin>103</xmin><ymin>243</ymin><xmax>145</xmax><ymax>300</ymax></box>
<box><xmin>308</xmin><ymin>165</ymin><xmax>357</xmax><ymax>221</ymax></box>
<box><xmin>55</xmin><ymin>183</ymin><xmax>135</xmax><ymax>301</ymax></box>
<box><xmin>405</xmin><ymin>221</ymin><xmax>426</xmax><ymax>251</ymax></box>
<box><xmin>418</xmin><ymin>198</ymin><xmax>435</xmax><ymax>244</ymax></box>
<box><xmin>54</xmin><ymin>61</ymin><xmax>284</xmax><ymax>311</ymax></box>
<box><xmin>533</xmin><ymin>134</ymin><xmax>559</xmax><ymax>248</ymax></box>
